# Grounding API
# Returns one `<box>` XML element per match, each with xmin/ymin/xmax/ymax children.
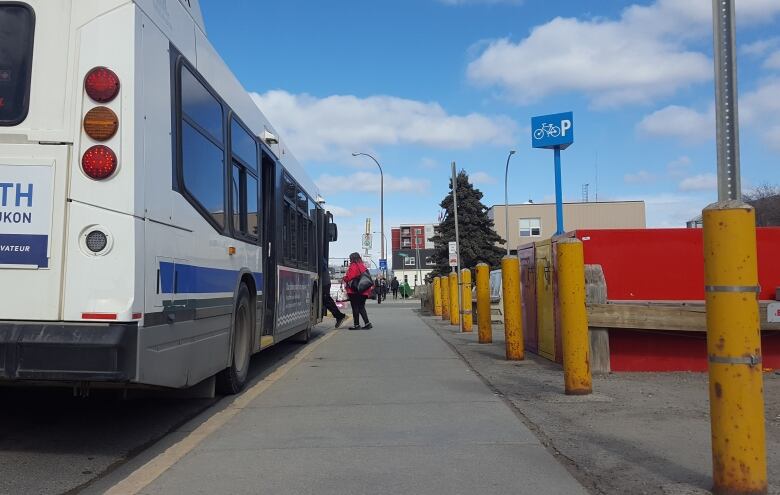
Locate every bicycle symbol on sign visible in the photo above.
<box><xmin>533</xmin><ymin>123</ymin><xmax>561</xmax><ymax>140</ymax></box>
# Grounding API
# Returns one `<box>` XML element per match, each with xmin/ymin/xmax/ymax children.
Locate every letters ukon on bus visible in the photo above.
<box><xmin>0</xmin><ymin>164</ymin><xmax>54</xmax><ymax>266</ymax></box>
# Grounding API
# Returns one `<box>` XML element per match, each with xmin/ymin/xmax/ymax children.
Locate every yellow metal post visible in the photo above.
<box><xmin>441</xmin><ymin>274</ymin><xmax>450</xmax><ymax>321</ymax></box>
<box><xmin>557</xmin><ymin>238</ymin><xmax>592</xmax><ymax>396</ymax></box>
<box><xmin>501</xmin><ymin>256</ymin><xmax>523</xmax><ymax>360</ymax></box>
<box><xmin>432</xmin><ymin>277</ymin><xmax>443</xmax><ymax>316</ymax></box>
<box><xmin>461</xmin><ymin>269</ymin><xmax>472</xmax><ymax>332</ymax></box>
<box><xmin>449</xmin><ymin>272</ymin><xmax>459</xmax><ymax>326</ymax></box>
<box><xmin>476</xmin><ymin>263</ymin><xmax>492</xmax><ymax>343</ymax></box>
<box><xmin>703</xmin><ymin>203</ymin><xmax>766</xmax><ymax>495</ymax></box>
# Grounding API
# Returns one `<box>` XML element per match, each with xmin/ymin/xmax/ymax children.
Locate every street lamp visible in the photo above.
<box><xmin>504</xmin><ymin>150</ymin><xmax>517</xmax><ymax>255</ymax></box>
<box><xmin>352</xmin><ymin>152</ymin><xmax>385</xmax><ymax>272</ymax></box>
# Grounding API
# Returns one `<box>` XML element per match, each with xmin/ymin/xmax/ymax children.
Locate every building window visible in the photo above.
<box><xmin>402</xmin><ymin>239</ymin><xmax>411</xmax><ymax>247</ymax></box>
<box><xmin>425</xmin><ymin>256</ymin><xmax>435</xmax><ymax>266</ymax></box>
<box><xmin>404</xmin><ymin>257</ymin><xmax>416</xmax><ymax>267</ymax></box>
<box><xmin>519</xmin><ymin>218</ymin><xmax>542</xmax><ymax>237</ymax></box>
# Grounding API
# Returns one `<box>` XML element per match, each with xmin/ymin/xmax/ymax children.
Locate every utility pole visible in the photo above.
<box><xmin>451</xmin><ymin>162</ymin><xmax>463</xmax><ymax>332</ymax></box>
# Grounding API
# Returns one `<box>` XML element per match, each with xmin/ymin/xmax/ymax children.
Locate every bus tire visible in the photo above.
<box><xmin>216</xmin><ymin>284</ymin><xmax>252</xmax><ymax>395</ymax></box>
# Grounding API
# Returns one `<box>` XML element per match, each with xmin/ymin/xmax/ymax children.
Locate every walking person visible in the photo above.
<box><xmin>321</xmin><ymin>257</ymin><xmax>347</xmax><ymax>328</ymax></box>
<box><xmin>343</xmin><ymin>252</ymin><xmax>373</xmax><ymax>330</ymax></box>
<box><xmin>401</xmin><ymin>280</ymin><xmax>412</xmax><ymax>299</ymax></box>
<box><xmin>390</xmin><ymin>276</ymin><xmax>400</xmax><ymax>300</ymax></box>
<box><xmin>374</xmin><ymin>276</ymin><xmax>383</xmax><ymax>305</ymax></box>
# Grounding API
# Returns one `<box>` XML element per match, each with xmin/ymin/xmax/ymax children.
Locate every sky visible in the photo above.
<box><xmin>200</xmin><ymin>0</ymin><xmax>780</xmax><ymax>262</ymax></box>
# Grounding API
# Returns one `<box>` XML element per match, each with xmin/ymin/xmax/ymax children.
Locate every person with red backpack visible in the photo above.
<box><xmin>343</xmin><ymin>252</ymin><xmax>373</xmax><ymax>330</ymax></box>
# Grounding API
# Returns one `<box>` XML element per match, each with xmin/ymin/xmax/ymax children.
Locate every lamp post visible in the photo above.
<box><xmin>353</xmin><ymin>152</ymin><xmax>385</xmax><ymax>272</ymax></box>
<box><xmin>504</xmin><ymin>150</ymin><xmax>517</xmax><ymax>255</ymax></box>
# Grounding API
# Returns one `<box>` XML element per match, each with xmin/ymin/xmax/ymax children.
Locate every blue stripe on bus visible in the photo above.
<box><xmin>159</xmin><ymin>262</ymin><xmax>263</xmax><ymax>294</ymax></box>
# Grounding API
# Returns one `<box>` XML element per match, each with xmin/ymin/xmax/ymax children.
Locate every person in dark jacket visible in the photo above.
<box><xmin>343</xmin><ymin>252</ymin><xmax>372</xmax><ymax>329</ymax></box>
<box><xmin>390</xmin><ymin>277</ymin><xmax>400</xmax><ymax>299</ymax></box>
<box><xmin>321</xmin><ymin>258</ymin><xmax>347</xmax><ymax>328</ymax></box>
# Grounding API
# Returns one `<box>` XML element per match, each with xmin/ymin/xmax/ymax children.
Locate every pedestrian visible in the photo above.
<box><xmin>390</xmin><ymin>276</ymin><xmax>400</xmax><ymax>299</ymax></box>
<box><xmin>343</xmin><ymin>252</ymin><xmax>373</xmax><ymax>329</ymax></box>
<box><xmin>321</xmin><ymin>257</ymin><xmax>347</xmax><ymax>328</ymax></box>
<box><xmin>401</xmin><ymin>280</ymin><xmax>411</xmax><ymax>299</ymax></box>
<box><xmin>374</xmin><ymin>275</ymin><xmax>383</xmax><ymax>305</ymax></box>
<box><xmin>380</xmin><ymin>277</ymin><xmax>388</xmax><ymax>301</ymax></box>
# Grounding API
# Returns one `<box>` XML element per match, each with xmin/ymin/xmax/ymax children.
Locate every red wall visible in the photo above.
<box><xmin>574</xmin><ymin>228</ymin><xmax>780</xmax><ymax>301</ymax></box>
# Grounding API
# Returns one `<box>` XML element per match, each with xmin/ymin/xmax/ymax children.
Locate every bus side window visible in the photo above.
<box><xmin>179</xmin><ymin>65</ymin><xmax>226</xmax><ymax>230</ymax></box>
<box><xmin>230</xmin><ymin>118</ymin><xmax>259</xmax><ymax>240</ymax></box>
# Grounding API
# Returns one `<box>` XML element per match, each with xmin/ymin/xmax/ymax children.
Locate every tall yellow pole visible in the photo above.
<box><xmin>476</xmin><ymin>263</ymin><xmax>492</xmax><ymax>343</ymax></box>
<box><xmin>557</xmin><ymin>238</ymin><xmax>592</xmax><ymax>396</ymax></box>
<box><xmin>432</xmin><ymin>277</ymin><xmax>443</xmax><ymax>316</ymax></box>
<box><xmin>441</xmin><ymin>274</ymin><xmax>450</xmax><ymax>321</ymax></box>
<box><xmin>501</xmin><ymin>256</ymin><xmax>523</xmax><ymax>360</ymax></box>
<box><xmin>449</xmin><ymin>272</ymin><xmax>459</xmax><ymax>326</ymax></box>
<box><xmin>461</xmin><ymin>269</ymin><xmax>472</xmax><ymax>332</ymax></box>
<box><xmin>703</xmin><ymin>203</ymin><xmax>766</xmax><ymax>495</ymax></box>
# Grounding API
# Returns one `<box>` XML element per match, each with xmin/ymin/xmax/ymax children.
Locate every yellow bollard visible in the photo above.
<box><xmin>476</xmin><ymin>263</ymin><xmax>492</xmax><ymax>343</ymax></box>
<box><xmin>703</xmin><ymin>203</ymin><xmax>766</xmax><ymax>495</ymax></box>
<box><xmin>557</xmin><ymin>238</ymin><xmax>592</xmax><ymax>396</ymax></box>
<box><xmin>432</xmin><ymin>277</ymin><xmax>443</xmax><ymax>316</ymax></box>
<box><xmin>449</xmin><ymin>272</ymin><xmax>460</xmax><ymax>326</ymax></box>
<box><xmin>441</xmin><ymin>274</ymin><xmax>450</xmax><ymax>321</ymax></box>
<box><xmin>461</xmin><ymin>269</ymin><xmax>473</xmax><ymax>332</ymax></box>
<box><xmin>501</xmin><ymin>256</ymin><xmax>523</xmax><ymax>360</ymax></box>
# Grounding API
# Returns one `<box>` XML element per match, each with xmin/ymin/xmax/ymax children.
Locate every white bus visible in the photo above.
<box><xmin>0</xmin><ymin>0</ymin><xmax>338</xmax><ymax>394</ymax></box>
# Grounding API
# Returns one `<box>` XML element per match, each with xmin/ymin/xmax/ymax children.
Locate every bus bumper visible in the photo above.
<box><xmin>0</xmin><ymin>322</ymin><xmax>137</xmax><ymax>382</ymax></box>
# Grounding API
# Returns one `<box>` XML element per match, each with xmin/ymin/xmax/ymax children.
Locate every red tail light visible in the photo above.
<box><xmin>82</xmin><ymin>145</ymin><xmax>117</xmax><ymax>180</ymax></box>
<box><xmin>85</xmin><ymin>67</ymin><xmax>120</xmax><ymax>103</ymax></box>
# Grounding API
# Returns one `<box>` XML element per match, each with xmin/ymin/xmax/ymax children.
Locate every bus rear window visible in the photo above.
<box><xmin>0</xmin><ymin>4</ymin><xmax>35</xmax><ymax>126</ymax></box>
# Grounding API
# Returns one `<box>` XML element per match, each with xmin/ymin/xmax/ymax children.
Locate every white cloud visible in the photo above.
<box><xmin>624</xmin><ymin>170</ymin><xmax>656</xmax><ymax>184</ymax></box>
<box><xmin>470</xmin><ymin>171</ymin><xmax>498</xmax><ymax>184</ymax></box>
<box><xmin>420</xmin><ymin>158</ymin><xmax>440</xmax><ymax>170</ymax></box>
<box><xmin>740</xmin><ymin>78</ymin><xmax>780</xmax><ymax>148</ymax></box>
<box><xmin>666</xmin><ymin>156</ymin><xmax>692</xmax><ymax>177</ymax></box>
<box><xmin>679</xmin><ymin>174</ymin><xmax>718</xmax><ymax>192</ymax></box>
<box><xmin>741</xmin><ymin>37</ymin><xmax>780</xmax><ymax>57</ymax></box>
<box><xmin>765</xmin><ymin>126</ymin><xmax>780</xmax><ymax>151</ymax></box>
<box><xmin>466</xmin><ymin>0</ymin><xmax>780</xmax><ymax>107</ymax></box>
<box><xmin>637</xmin><ymin>105</ymin><xmax>713</xmax><ymax>142</ymax></box>
<box><xmin>325</xmin><ymin>205</ymin><xmax>354</xmax><ymax>218</ymax></box>
<box><xmin>251</xmin><ymin>91</ymin><xmax>516</xmax><ymax>161</ymax></box>
<box><xmin>611</xmin><ymin>192</ymin><xmax>708</xmax><ymax>228</ymax></box>
<box><xmin>764</xmin><ymin>51</ymin><xmax>780</xmax><ymax>70</ymax></box>
<box><xmin>316</xmin><ymin>172</ymin><xmax>429</xmax><ymax>195</ymax></box>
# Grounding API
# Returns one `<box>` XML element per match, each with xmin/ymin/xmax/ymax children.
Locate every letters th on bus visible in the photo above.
<box><xmin>0</xmin><ymin>164</ymin><xmax>53</xmax><ymax>268</ymax></box>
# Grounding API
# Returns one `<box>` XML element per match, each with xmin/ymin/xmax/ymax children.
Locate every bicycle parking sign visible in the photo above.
<box><xmin>531</xmin><ymin>112</ymin><xmax>574</xmax><ymax>150</ymax></box>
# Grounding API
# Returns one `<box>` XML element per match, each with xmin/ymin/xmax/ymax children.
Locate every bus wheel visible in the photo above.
<box><xmin>217</xmin><ymin>284</ymin><xmax>252</xmax><ymax>395</ymax></box>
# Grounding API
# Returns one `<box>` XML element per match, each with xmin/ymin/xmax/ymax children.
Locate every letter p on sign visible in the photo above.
<box><xmin>561</xmin><ymin>119</ymin><xmax>572</xmax><ymax>137</ymax></box>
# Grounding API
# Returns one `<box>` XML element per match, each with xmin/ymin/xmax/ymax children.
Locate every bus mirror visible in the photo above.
<box><xmin>328</xmin><ymin>223</ymin><xmax>338</xmax><ymax>242</ymax></box>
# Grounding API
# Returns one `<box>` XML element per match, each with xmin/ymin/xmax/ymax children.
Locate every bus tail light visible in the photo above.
<box><xmin>83</xmin><ymin>106</ymin><xmax>118</xmax><ymax>141</ymax></box>
<box><xmin>82</xmin><ymin>145</ymin><xmax>117</xmax><ymax>180</ymax></box>
<box><xmin>85</xmin><ymin>67</ymin><xmax>120</xmax><ymax>103</ymax></box>
<box><xmin>82</xmin><ymin>313</ymin><xmax>118</xmax><ymax>320</ymax></box>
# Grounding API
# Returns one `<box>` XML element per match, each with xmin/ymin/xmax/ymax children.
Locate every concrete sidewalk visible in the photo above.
<box><xmin>129</xmin><ymin>305</ymin><xmax>589</xmax><ymax>494</ymax></box>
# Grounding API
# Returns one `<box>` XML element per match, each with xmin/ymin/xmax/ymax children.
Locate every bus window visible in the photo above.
<box><xmin>181</xmin><ymin>122</ymin><xmax>226</xmax><ymax>228</ymax></box>
<box><xmin>231</xmin><ymin>119</ymin><xmax>257</xmax><ymax>171</ymax></box>
<box><xmin>181</xmin><ymin>67</ymin><xmax>223</xmax><ymax>143</ymax></box>
<box><xmin>247</xmin><ymin>174</ymin><xmax>259</xmax><ymax>237</ymax></box>
<box><xmin>231</xmin><ymin>163</ymin><xmax>242</xmax><ymax>233</ymax></box>
<box><xmin>0</xmin><ymin>4</ymin><xmax>35</xmax><ymax>126</ymax></box>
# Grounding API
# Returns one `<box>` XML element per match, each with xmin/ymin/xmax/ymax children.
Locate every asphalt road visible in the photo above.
<box><xmin>0</xmin><ymin>330</ymin><xmax>328</xmax><ymax>495</ymax></box>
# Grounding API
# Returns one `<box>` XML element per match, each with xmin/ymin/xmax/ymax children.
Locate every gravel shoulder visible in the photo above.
<box><xmin>420</xmin><ymin>311</ymin><xmax>780</xmax><ymax>495</ymax></box>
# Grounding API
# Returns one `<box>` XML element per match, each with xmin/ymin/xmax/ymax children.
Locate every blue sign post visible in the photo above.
<box><xmin>531</xmin><ymin>112</ymin><xmax>574</xmax><ymax>235</ymax></box>
<box><xmin>379</xmin><ymin>258</ymin><xmax>387</xmax><ymax>270</ymax></box>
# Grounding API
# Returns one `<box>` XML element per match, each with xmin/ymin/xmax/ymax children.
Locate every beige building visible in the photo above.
<box><xmin>488</xmin><ymin>201</ymin><xmax>646</xmax><ymax>252</ymax></box>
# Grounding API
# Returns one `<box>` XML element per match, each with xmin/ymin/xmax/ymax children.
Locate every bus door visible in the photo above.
<box><xmin>260</xmin><ymin>150</ymin><xmax>276</xmax><ymax>344</ymax></box>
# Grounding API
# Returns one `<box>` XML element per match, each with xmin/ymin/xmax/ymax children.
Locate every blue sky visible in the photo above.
<box><xmin>201</xmin><ymin>0</ymin><xmax>780</xmax><ymax>261</ymax></box>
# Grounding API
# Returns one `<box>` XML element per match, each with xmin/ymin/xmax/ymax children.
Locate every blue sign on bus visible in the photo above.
<box><xmin>531</xmin><ymin>112</ymin><xmax>574</xmax><ymax>150</ymax></box>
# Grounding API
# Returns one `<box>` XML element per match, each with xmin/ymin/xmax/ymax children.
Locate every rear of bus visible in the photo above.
<box><xmin>0</xmin><ymin>1</ymin><xmax>145</xmax><ymax>385</ymax></box>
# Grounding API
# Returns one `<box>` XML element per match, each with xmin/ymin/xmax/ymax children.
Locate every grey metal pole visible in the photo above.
<box><xmin>712</xmin><ymin>0</ymin><xmax>741</xmax><ymax>201</ymax></box>
<box><xmin>504</xmin><ymin>150</ymin><xmax>517</xmax><ymax>255</ymax></box>
<box><xmin>352</xmin><ymin>152</ymin><xmax>385</xmax><ymax>271</ymax></box>
<box><xmin>451</xmin><ymin>162</ymin><xmax>463</xmax><ymax>330</ymax></box>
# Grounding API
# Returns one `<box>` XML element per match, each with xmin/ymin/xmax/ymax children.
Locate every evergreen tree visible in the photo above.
<box><xmin>429</xmin><ymin>170</ymin><xmax>505</xmax><ymax>275</ymax></box>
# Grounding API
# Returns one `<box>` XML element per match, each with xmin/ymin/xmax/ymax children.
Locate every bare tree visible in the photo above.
<box><xmin>743</xmin><ymin>184</ymin><xmax>780</xmax><ymax>226</ymax></box>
